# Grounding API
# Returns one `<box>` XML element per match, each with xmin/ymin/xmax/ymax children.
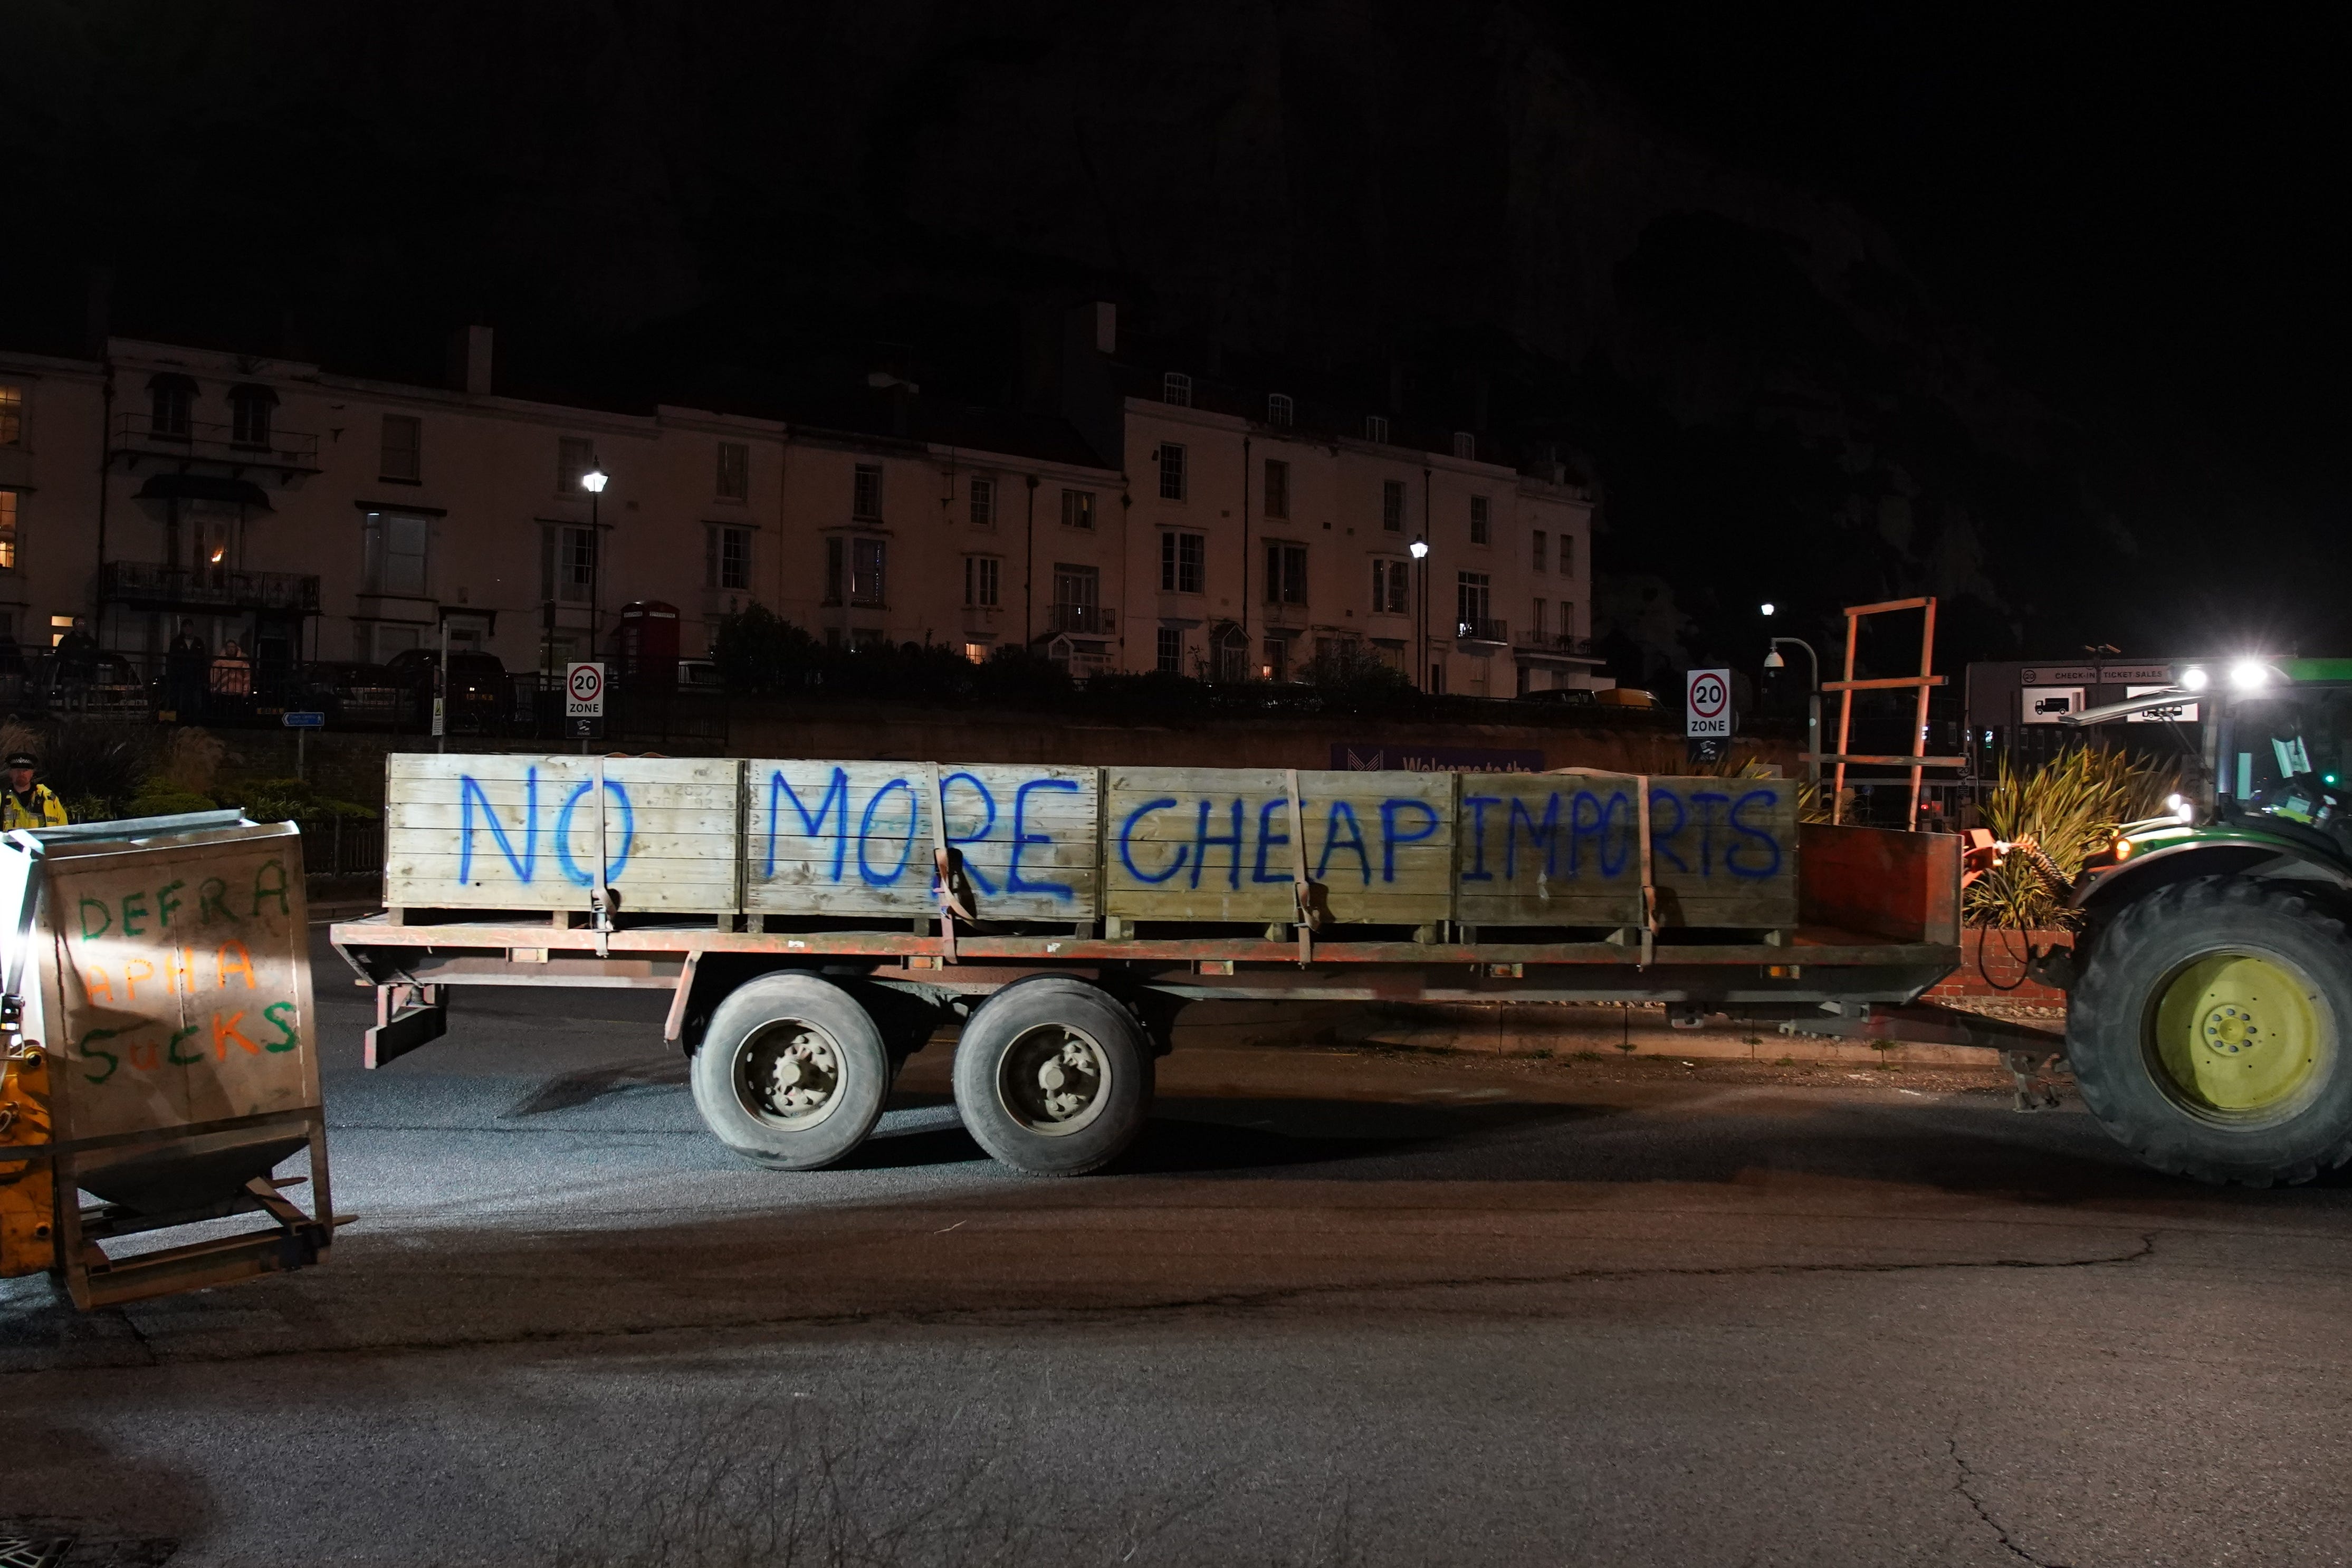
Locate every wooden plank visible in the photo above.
<box><xmin>383</xmin><ymin>754</ymin><xmax>743</xmax><ymax>911</ymax></box>
<box><xmin>1453</xmin><ymin>773</ymin><xmax>1645</xmax><ymax>927</ymax></box>
<box><xmin>741</xmin><ymin>761</ymin><xmax>1098</xmax><ymax>920</ymax></box>
<box><xmin>1647</xmin><ymin>775</ymin><xmax>1799</xmax><ymax>929</ymax></box>
<box><xmin>1103</xmin><ymin>768</ymin><xmax>1454</xmax><ymax>923</ymax></box>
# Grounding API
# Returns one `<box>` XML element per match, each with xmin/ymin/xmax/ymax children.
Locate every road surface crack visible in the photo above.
<box><xmin>1949</xmin><ymin>1438</ymin><xmax>2069</xmax><ymax>1567</ymax></box>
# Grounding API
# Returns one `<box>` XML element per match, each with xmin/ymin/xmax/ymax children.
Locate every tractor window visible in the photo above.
<box><xmin>2223</xmin><ymin>685</ymin><xmax>2352</xmax><ymax>837</ymax></box>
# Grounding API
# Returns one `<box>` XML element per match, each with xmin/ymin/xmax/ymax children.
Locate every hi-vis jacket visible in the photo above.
<box><xmin>0</xmin><ymin>786</ymin><xmax>68</xmax><ymax>830</ymax></box>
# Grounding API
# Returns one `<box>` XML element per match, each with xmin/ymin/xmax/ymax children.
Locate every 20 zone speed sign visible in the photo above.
<box><xmin>1686</xmin><ymin>667</ymin><xmax>1731</xmax><ymax>738</ymax></box>
<box><xmin>566</xmin><ymin>661</ymin><xmax>607</xmax><ymax>719</ymax></box>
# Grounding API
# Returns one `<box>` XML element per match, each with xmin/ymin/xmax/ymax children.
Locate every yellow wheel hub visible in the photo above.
<box><xmin>2152</xmin><ymin>952</ymin><xmax>2327</xmax><ymax>1116</ymax></box>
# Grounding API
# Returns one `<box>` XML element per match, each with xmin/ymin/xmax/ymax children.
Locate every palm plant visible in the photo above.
<box><xmin>1965</xmin><ymin>745</ymin><xmax>2178</xmax><ymax>930</ymax></box>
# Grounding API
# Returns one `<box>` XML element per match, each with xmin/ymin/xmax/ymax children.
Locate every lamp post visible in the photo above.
<box><xmin>1763</xmin><ymin>634</ymin><xmax>1821</xmax><ymax>785</ymax></box>
<box><xmin>1410</xmin><ymin>535</ymin><xmax>1430</xmax><ymax>693</ymax></box>
<box><xmin>581</xmin><ymin>463</ymin><xmax>609</xmax><ymax>658</ymax></box>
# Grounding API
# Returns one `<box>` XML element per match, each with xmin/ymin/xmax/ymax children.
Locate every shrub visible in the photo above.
<box><xmin>1965</xmin><ymin>745</ymin><xmax>2178</xmax><ymax>930</ymax></box>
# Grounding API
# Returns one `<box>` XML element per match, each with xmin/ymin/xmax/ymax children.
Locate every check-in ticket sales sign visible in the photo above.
<box><xmin>1686</xmin><ymin>668</ymin><xmax>1731</xmax><ymax>738</ymax></box>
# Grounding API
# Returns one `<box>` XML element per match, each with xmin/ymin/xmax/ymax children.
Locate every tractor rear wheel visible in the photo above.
<box><xmin>2070</xmin><ymin>876</ymin><xmax>2352</xmax><ymax>1185</ymax></box>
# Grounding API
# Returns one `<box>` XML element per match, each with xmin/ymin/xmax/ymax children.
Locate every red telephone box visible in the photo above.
<box><xmin>610</xmin><ymin>600</ymin><xmax>681</xmax><ymax>686</ymax></box>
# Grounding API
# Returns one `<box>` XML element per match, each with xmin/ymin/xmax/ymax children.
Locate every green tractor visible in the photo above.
<box><xmin>2061</xmin><ymin>657</ymin><xmax>2352</xmax><ymax>1184</ymax></box>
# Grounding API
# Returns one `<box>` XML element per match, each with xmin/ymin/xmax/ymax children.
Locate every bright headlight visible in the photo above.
<box><xmin>2178</xmin><ymin>666</ymin><xmax>2210</xmax><ymax>692</ymax></box>
<box><xmin>2167</xmin><ymin>792</ymin><xmax>2194</xmax><ymax>823</ymax></box>
<box><xmin>2230</xmin><ymin>658</ymin><xmax>2269</xmax><ymax>691</ymax></box>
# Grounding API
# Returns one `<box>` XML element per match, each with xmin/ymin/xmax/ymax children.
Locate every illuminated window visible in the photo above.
<box><xmin>0</xmin><ymin>490</ymin><xmax>17</xmax><ymax>571</ymax></box>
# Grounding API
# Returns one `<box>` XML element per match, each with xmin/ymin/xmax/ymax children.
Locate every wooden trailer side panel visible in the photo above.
<box><xmin>1103</xmin><ymin>768</ymin><xmax>1454</xmax><ymax>925</ymax></box>
<box><xmin>743</xmin><ymin>761</ymin><xmax>1100</xmax><ymax>921</ymax></box>
<box><xmin>385</xmin><ymin>754</ymin><xmax>743</xmax><ymax>913</ymax></box>
<box><xmin>1646</xmin><ymin>776</ymin><xmax>1800</xmax><ymax>930</ymax></box>
<box><xmin>1453</xmin><ymin>773</ymin><xmax>1643</xmax><ymax>928</ymax></box>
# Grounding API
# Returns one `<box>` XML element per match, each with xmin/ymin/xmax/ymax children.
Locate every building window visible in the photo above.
<box><xmin>0</xmin><ymin>490</ymin><xmax>17</xmax><ymax>571</ymax></box>
<box><xmin>1560</xmin><ymin>600</ymin><xmax>1575</xmax><ymax>634</ymax></box>
<box><xmin>1261</xmin><ymin>637</ymin><xmax>1290</xmax><ymax>682</ymax></box>
<box><xmin>1371</xmin><ymin>558</ymin><xmax>1409</xmax><ymax>615</ymax></box>
<box><xmin>1155</xmin><ymin>627</ymin><xmax>1184</xmax><ymax>674</ymax></box>
<box><xmin>1561</xmin><ymin>534</ymin><xmax>1575</xmax><ymax>577</ymax></box>
<box><xmin>1157</xmin><ymin>442</ymin><xmax>1187</xmax><ymax>502</ymax></box>
<box><xmin>558</xmin><ymin>436</ymin><xmax>597</xmax><ymax>493</ymax></box>
<box><xmin>852</xmin><ymin>463</ymin><xmax>883</xmax><ymax>520</ymax></box>
<box><xmin>149</xmin><ymin>376</ymin><xmax>194</xmax><ymax>439</ymax></box>
<box><xmin>1160</xmin><ymin>530</ymin><xmax>1204</xmax><ymax>594</ymax></box>
<box><xmin>964</xmin><ymin>554</ymin><xmax>1000</xmax><ymax>607</ymax></box>
<box><xmin>1364</xmin><ymin>415</ymin><xmax>1389</xmax><ymax>444</ymax></box>
<box><xmin>1532</xmin><ymin>598</ymin><xmax>1548</xmax><ymax>639</ymax></box>
<box><xmin>1051</xmin><ymin>563</ymin><xmax>1102</xmax><ymax>632</ymax></box>
<box><xmin>1163</xmin><ymin>371</ymin><xmax>1192</xmax><ymax>407</ymax></box>
<box><xmin>826</xmin><ymin>538</ymin><xmax>887</xmax><ymax>606</ymax></box>
<box><xmin>1532</xmin><ymin>530</ymin><xmax>1546</xmax><ymax>572</ymax></box>
<box><xmin>361</xmin><ymin>510</ymin><xmax>432</xmax><ymax>598</ymax></box>
<box><xmin>1267</xmin><ymin>392</ymin><xmax>1293</xmax><ymax>427</ymax></box>
<box><xmin>1264</xmin><ymin>543</ymin><xmax>1307</xmax><ymax>606</ymax></box>
<box><xmin>380</xmin><ymin>415</ymin><xmax>422</xmax><ymax>482</ymax></box>
<box><xmin>706</xmin><ymin>525</ymin><xmax>752</xmax><ymax>590</ymax></box>
<box><xmin>962</xmin><ymin>640</ymin><xmax>992</xmax><ymax>665</ymax></box>
<box><xmin>1469</xmin><ymin>495</ymin><xmax>1490</xmax><ymax>544</ymax></box>
<box><xmin>543</xmin><ymin>524</ymin><xmax>596</xmax><ymax>604</ymax></box>
<box><xmin>716</xmin><ymin>441</ymin><xmax>750</xmax><ymax>501</ymax></box>
<box><xmin>1263</xmin><ymin>458</ymin><xmax>1289</xmax><ymax>520</ymax></box>
<box><xmin>1456</xmin><ymin>571</ymin><xmax>1491</xmax><ymax>634</ymax></box>
<box><xmin>228</xmin><ymin>385</ymin><xmax>276</xmax><ymax>448</ymax></box>
<box><xmin>1381</xmin><ymin>479</ymin><xmax>1406</xmax><ymax>533</ymax></box>
<box><xmin>1452</xmin><ymin>431</ymin><xmax>1476</xmax><ymax>461</ymax></box>
<box><xmin>1060</xmin><ymin>488</ymin><xmax>1096</xmax><ymax>529</ymax></box>
<box><xmin>0</xmin><ymin>384</ymin><xmax>21</xmax><ymax>447</ymax></box>
<box><xmin>968</xmin><ymin>475</ymin><xmax>995</xmax><ymax>528</ymax></box>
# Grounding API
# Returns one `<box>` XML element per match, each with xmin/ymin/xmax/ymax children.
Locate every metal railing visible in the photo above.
<box><xmin>1455</xmin><ymin>617</ymin><xmax>1508</xmax><ymax>644</ymax></box>
<box><xmin>297</xmin><ymin>817</ymin><xmax>385</xmax><ymax>882</ymax></box>
<box><xmin>1047</xmin><ymin>603</ymin><xmax>1115</xmax><ymax>634</ymax></box>
<box><xmin>1515</xmin><ymin>631</ymin><xmax>1595</xmax><ymax>656</ymax></box>
<box><xmin>108</xmin><ymin>411</ymin><xmax>323</xmax><ymax>471</ymax></box>
<box><xmin>102</xmin><ymin>560</ymin><xmax>321</xmax><ymax>613</ymax></box>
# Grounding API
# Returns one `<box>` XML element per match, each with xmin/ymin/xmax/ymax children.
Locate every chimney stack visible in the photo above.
<box><xmin>448</xmin><ymin>324</ymin><xmax>493</xmax><ymax>396</ymax></box>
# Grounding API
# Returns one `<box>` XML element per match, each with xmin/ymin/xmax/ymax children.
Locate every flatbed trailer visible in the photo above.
<box><xmin>330</xmin><ymin>754</ymin><xmax>2058</xmax><ymax>1174</ymax></box>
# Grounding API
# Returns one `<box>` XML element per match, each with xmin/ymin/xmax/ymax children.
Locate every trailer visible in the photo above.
<box><xmin>321</xmin><ymin>753</ymin><xmax>2080</xmax><ymax>1177</ymax></box>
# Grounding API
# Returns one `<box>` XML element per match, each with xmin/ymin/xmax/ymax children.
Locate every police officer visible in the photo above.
<box><xmin>1</xmin><ymin>752</ymin><xmax>68</xmax><ymax>829</ymax></box>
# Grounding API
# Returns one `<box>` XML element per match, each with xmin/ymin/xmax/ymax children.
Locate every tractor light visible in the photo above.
<box><xmin>2113</xmin><ymin>836</ymin><xmax>2134</xmax><ymax>861</ymax></box>
<box><xmin>2167</xmin><ymin>792</ymin><xmax>2194</xmax><ymax>823</ymax></box>
<box><xmin>2230</xmin><ymin>658</ymin><xmax>2269</xmax><ymax>691</ymax></box>
<box><xmin>2179</xmin><ymin>665</ymin><xmax>2210</xmax><ymax>691</ymax></box>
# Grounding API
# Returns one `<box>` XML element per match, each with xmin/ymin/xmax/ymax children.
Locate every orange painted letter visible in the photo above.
<box><xmin>212</xmin><ymin>1011</ymin><xmax>260</xmax><ymax>1057</ymax></box>
<box><xmin>215</xmin><ymin>940</ymin><xmax>256</xmax><ymax>990</ymax></box>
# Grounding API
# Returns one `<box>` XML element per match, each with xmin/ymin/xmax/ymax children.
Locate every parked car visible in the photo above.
<box><xmin>382</xmin><ymin>648</ymin><xmax>511</xmax><ymax>732</ymax></box>
<box><xmin>1518</xmin><ymin>687</ymin><xmax>1598</xmax><ymax>707</ymax></box>
<box><xmin>677</xmin><ymin>657</ymin><xmax>724</xmax><ymax>690</ymax></box>
<box><xmin>294</xmin><ymin>661</ymin><xmax>415</xmax><ymax>729</ymax></box>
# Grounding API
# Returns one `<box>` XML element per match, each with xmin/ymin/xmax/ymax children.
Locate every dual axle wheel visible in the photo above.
<box><xmin>689</xmin><ymin>973</ymin><xmax>1152</xmax><ymax>1174</ymax></box>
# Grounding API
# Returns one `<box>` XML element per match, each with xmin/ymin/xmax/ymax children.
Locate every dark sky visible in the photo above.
<box><xmin>1563</xmin><ymin>6</ymin><xmax>2350</xmax><ymax>587</ymax></box>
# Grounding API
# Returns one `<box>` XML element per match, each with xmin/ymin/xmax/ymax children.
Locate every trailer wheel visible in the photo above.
<box><xmin>2070</xmin><ymin>876</ymin><xmax>2352</xmax><ymax>1186</ymax></box>
<box><xmin>691</xmin><ymin>973</ymin><xmax>891</xmax><ymax>1170</ymax></box>
<box><xmin>952</xmin><ymin>977</ymin><xmax>1152</xmax><ymax>1175</ymax></box>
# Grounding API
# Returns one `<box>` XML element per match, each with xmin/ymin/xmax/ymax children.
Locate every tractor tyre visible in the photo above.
<box><xmin>2069</xmin><ymin>875</ymin><xmax>2352</xmax><ymax>1185</ymax></box>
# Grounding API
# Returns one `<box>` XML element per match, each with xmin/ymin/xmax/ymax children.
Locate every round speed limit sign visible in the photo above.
<box><xmin>1686</xmin><ymin>667</ymin><xmax>1731</xmax><ymax>737</ymax></box>
<box><xmin>565</xmin><ymin>660</ymin><xmax>607</xmax><ymax>717</ymax></box>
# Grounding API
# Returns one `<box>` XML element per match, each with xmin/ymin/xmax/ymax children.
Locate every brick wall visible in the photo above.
<box><xmin>1924</xmin><ymin>928</ymin><xmax>2072</xmax><ymax>1006</ymax></box>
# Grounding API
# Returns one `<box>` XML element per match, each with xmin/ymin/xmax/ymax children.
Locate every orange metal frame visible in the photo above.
<box><xmin>1816</xmin><ymin>597</ymin><xmax>1964</xmax><ymax>829</ymax></box>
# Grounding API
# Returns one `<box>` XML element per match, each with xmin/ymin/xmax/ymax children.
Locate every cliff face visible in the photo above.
<box><xmin>2</xmin><ymin>0</ymin><xmax>2097</xmax><ymax>671</ymax></box>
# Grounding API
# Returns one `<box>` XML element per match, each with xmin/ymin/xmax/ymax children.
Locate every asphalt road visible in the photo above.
<box><xmin>6</xmin><ymin>931</ymin><xmax>2352</xmax><ymax>1567</ymax></box>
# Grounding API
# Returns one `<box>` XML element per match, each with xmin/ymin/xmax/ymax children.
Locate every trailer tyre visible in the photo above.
<box><xmin>952</xmin><ymin>977</ymin><xmax>1152</xmax><ymax>1175</ymax></box>
<box><xmin>2070</xmin><ymin>876</ymin><xmax>2352</xmax><ymax>1186</ymax></box>
<box><xmin>691</xmin><ymin>973</ymin><xmax>891</xmax><ymax>1170</ymax></box>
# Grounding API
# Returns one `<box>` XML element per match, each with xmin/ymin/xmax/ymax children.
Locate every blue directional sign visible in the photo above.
<box><xmin>283</xmin><ymin>711</ymin><xmax>327</xmax><ymax>729</ymax></box>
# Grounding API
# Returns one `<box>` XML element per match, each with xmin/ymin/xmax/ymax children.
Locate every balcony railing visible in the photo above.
<box><xmin>109</xmin><ymin>412</ymin><xmax>323</xmax><ymax>473</ymax></box>
<box><xmin>102</xmin><ymin>560</ymin><xmax>321</xmax><ymax>613</ymax></box>
<box><xmin>1515</xmin><ymin>631</ymin><xmax>1598</xmax><ymax>656</ymax></box>
<box><xmin>1455</xmin><ymin>617</ymin><xmax>1508</xmax><ymax>644</ymax></box>
<box><xmin>1048</xmin><ymin>603</ymin><xmax>1115</xmax><ymax>634</ymax></box>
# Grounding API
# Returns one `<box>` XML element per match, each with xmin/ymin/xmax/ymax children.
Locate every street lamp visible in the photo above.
<box><xmin>581</xmin><ymin>464</ymin><xmax>608</xmax><ymax>657</ymax></box>
<box><xmin>1764</xmin><ymin>636</ymin><xmax>1822</xmax><ymax>785</ymax></box>
<box><xmin>1409</xmin><ymin>536</ymin><xmax>1431</xmax><ymax>693</ymax></box>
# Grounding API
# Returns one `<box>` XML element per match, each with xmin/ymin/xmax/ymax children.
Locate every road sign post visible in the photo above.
<box><xmin>284</xmin><ymin>710</ymin><xmax>325</xmax><ymax>780</ymax></box>
<box><xmin>566</xmin><ymin>661</ymin><xmax>607</xmax><ymax>743</ymax></box>
<box><xmin>1686</xmin><ymin>668</ymin><xmax>1731</xmax><ymax>738</ymax></box>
